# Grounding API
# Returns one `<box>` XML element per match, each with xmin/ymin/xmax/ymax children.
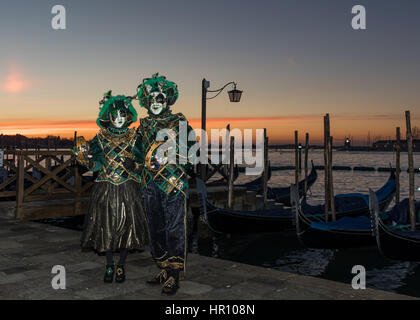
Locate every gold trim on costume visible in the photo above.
<box><xmin>75</xmin><ymin>136</ymin><xmax>90</xmax><ymax>167</ymax></box>
<box><xmin>95</xmin><ymin>128</ymin><xmax>140</xmax><ymax>184</ymax></box>
<box><xmin>183</xmin><ymin>197</ymin><xmax>187</xmax><ymax>277</ymax></box>
<box><xmin>155</xmin><ymin>256</ymin><xmax>185</xmax><ymax>270</ymax></box>
<box><xmin>145</xmin><ymin>140</ymin><xmax>164</xmax><ymax>172</ymax></box>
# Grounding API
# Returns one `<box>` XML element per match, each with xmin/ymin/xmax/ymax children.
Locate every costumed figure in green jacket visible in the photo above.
<box><xmin>74</xmin><ymin>91</ymin><xmax>149</xmax><ymax>284</ymax></box>
<box><xmin>136</xmin><ymin>73</ymin><xmax>195</xmax><ymax>295</ymax></box>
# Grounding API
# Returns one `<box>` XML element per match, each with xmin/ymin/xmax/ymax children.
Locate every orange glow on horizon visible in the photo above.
<box><xmin>0</xmin><ymin>117</ymin><xmax>316</xmax><ymax>140</ymax></box>
<box><xmin>0</xmin><ymin>120</ymin><xmax>99</xmax><ymax>139</ymax></box>
<box><xmin>0</xmin><ymin>115</ymin><xmax>417</xmax><ymax>145</ymax></box>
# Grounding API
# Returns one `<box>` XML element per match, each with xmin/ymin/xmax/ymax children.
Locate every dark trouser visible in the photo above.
<box><xmin>143</xmin><ymin>182</ymin><xmax>187</xmax><ymax>272</ymax></box>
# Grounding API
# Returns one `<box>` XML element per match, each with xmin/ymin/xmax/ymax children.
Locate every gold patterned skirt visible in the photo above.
<box><xmin>81</xmin><ymin>180</ymin><xmax>149</xmax><ymax>254</ymax></box>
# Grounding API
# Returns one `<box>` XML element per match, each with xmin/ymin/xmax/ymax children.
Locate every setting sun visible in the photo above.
<box><xmin>2</xmin><ymin>71</ymin><xmax>26</xmax><ymax>93</ymax></box>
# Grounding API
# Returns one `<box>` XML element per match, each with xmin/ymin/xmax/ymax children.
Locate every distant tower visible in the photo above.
<box><xmin>344</xmin><ymin>137</ymin><xmax>351</xmax><ymax>149</ymax></box>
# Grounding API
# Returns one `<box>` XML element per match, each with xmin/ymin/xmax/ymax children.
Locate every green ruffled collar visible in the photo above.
<box><xmin>107</xmin><ymin>126</ymin><xmax>129</xmax><ymax>136</ymax></box>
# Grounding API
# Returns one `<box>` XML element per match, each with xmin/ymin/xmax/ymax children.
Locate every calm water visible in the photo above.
<box><xmin>203</xmin><ymin>149</ymin><xmax>420</xmax><ymax>297</ymax></box>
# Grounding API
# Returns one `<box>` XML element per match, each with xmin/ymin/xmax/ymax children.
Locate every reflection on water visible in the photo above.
<box><xmin>204</xmin><ymin>231</ymin><xmax>420</xmax><ymax>297</ymax></box>
<box><xmin>273</xmin><ymin>249</ymin><xmax>335</xmax><ymax>276</ymax></box>
<box><xmin>368</xmin><ymin>262</ymin><xmax>414</xmax><ymax>291</ymax></box>
<box><xmin>203</xmin><ymin>150</ymin><xmax>420</xmax><ymax>297</ymax></box>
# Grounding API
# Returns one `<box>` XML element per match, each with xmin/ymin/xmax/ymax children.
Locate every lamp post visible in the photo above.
<box><xmin>200</xmin><ymin>78</ymin><xmax>243</xmax><ymax>180</ymax></box>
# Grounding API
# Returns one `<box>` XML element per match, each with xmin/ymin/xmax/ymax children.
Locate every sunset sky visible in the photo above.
<box><xmin>1</xmin><ymin>0</ymin><xmax>419</xmax><ymax>144</ymax></box>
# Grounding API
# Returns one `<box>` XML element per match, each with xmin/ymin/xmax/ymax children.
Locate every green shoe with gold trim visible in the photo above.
<box><xmin>104</xmin><ymin>265</ymin><xmax>114</xmax><ymax>283</ymax></box>
<box><xmin>115</xmin><ymin>265</ymin><xmax>126</xmax><ymax>283</ymax></box>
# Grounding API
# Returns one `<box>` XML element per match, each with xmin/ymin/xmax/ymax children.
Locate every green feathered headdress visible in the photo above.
<box><xmin>96</xmin><ymin>91</ymin><xmax>138</xmax><ymax>128</ymax></box>
<box><xmin>136</xmin><ymin>73</ymin><xmax>179</xmax><ymax>110</ymax></box>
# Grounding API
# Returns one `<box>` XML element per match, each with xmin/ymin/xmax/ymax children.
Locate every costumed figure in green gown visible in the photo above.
<box><xmin>74</xmin><ymin>91</ymin><xmax>149</xmax><ymax>284</ymax></box>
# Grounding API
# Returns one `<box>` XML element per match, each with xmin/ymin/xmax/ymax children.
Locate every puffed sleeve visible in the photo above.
<box><xmin>132</xmin><ymin>135</ymin><xmax>145</xmax><ymax>165</ymax></box>
<box><xmin>89</xmin><ymin>135</ymin><xmax>105</xmax><ymax>172</ymax></box>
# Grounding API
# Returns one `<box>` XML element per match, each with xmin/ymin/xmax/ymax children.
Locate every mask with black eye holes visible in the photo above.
<box><xmin>149</xmin><ymin>91</ymin><xmax>167</xmax><ymax>115</ymax></box>
<box><xmin>109</xmin><ymin>108</ymin><xmax>127</xmax><ymax>128</ymax></box>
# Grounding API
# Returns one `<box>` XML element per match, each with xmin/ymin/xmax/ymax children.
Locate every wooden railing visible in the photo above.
<box><xmin>0</xmin><ymin>150</ymin><xmax>93</xmax><ymax>220</ymax></box>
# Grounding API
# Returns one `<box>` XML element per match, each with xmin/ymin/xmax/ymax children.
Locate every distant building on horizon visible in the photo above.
<box><xmin>372</xmin><ymin>139</ymin><xmax>420</xmax><ymax>152</ymax></box>
<box><xmin>0</xmin><ymin>134</ymin><xmax>74</xmax><ymax>150</ymax></box>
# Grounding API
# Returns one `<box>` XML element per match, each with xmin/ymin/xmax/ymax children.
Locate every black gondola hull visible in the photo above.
<box><xmin>198</xmin><ymin>171</ymin><xmax>394</xmax><ymax>237</ymax></box>
<box><xmin>297</xmin><ymin>225</ymin><xmax>373</xmax><ymax>249</ymax></box>
<box><xmin>267</xmin><ymin>164</ymin><xmax>317</xmax><ymax>206</ymax></box>
<box><xmin>205</xmin><ymin>204</ymin><xmax>294</xmax><ymax>234</ymax></box>
<box><xmin>296</xmin><ymin>172</ymin><xmax>395</xmax><ymax>249</ymax></box>
<box><xmin>375</xmin><ymin>217</ymin><xmax>420</xmax><ymax>261</ymax></box>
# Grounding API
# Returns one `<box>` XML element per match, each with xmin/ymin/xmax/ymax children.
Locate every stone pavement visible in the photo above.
<box><xmin>0</xmin><ymin>214</ymin><xmax>416</xmax><ymax>300</ymax></box>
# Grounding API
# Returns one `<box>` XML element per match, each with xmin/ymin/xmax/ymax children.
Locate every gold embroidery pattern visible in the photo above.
<box><xmin>116</xmin><ymin>267</ymin><xmax>124</xmax><ymax>276</ymax></box>
<box><xmin>163</xmin><ymin>277</ymin><xmax>176</xmax><ymax>291</ymax></box>
<box><xmin>95</xmin><ymin>128</ymin><xmax>140</xmax><ymax>185</ymax></box>
<box><xmin>155</xmin><ymin>256</ymin><xmax>185</xmax><ymax>270</ymax></box>
<box><xmin>139</xmin><ymin>114</ymin><xmax>190</xmax><ymax>196</ymax></box>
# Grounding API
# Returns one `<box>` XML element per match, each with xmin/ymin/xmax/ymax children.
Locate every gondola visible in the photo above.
<box><xmin>370</xmin><ymin>191</ymin><xmax>420</xmax><ymax>261</ymax></box>
<box><xmin>239</xmin><ymin>164</ymin><xmax>272</xmax><ymax>191</ymax></box>
<box><xmin>267</xmin><ymin>161</ymin><xmax>317</xmax><ymax>206</ymax></box>
<box><xmin>196</xmin><ymin>178</ymin><xmax>295</xmax><ymax>233</ymax></box>
<box><xmin>207</xmin><ymin>165</ymin><xmax>239</xmax><ymax>186</ymax></box>
<box><xmin>294</xmin><ymin>170</ymin><xmax>396</xmax><ymax>249</ymax></box>
<box><xmin>238</xmin><ymin>161</ymin><xmax>317</xmax><ymax>207</ymax></box>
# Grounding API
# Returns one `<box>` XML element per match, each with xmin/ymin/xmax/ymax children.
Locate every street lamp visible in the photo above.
<box><xmin>201</xmin><ymin>78</ymin><xmax>243</xmax><ymax>131</ymax></box>
<box><xmin>227</xmin><ymin>84</ymin><xmax>243</xmax><ymax>103</ymax></box>
<box><xmin>200</xmin><ymin>78</ymin><xmax>243</xmax><ymax>180</ymax></box>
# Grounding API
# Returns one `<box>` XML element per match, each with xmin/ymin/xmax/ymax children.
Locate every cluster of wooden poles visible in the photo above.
<box><xmin>371</xmin><ymin>110</ymin><xmax>416</xmax><ymax>230</ymax></box>
<box><xmin>225</xmin><ymin>127</ymin><xmax>271</xmax><ymax>210</ymax></box>
<box><xmin>294</xmin><ymin>116</ymin><xmax>332</xmax><ymax>222</ymax></box>
<box><xmin>293</xmin><ymin>111</ymin><xmax>417</xmax><ymax>227</ymax></box>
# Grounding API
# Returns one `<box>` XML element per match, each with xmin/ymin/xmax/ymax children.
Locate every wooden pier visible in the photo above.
<box><xmin>0</xmin><ymin>150</ymin><xmax>92</xmax><ymax>221</ymax></box>
<box><xmin>0</xmin><ymin>213</ymin><xmax>416</xmax><ymax>300</ymax></box>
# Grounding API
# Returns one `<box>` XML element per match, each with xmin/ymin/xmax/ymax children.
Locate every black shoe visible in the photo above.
<box><xmin>161</xmin><ymin>270</ymin><xmax>180</xmax><ymax>296</ymax></box>
<box><xmin>104</xmin><ymin>265</ymin><xmax>114</xmax><ymax>283</ymax></box>
<box><xmin>146</xmin><ymin>269</ymin><xmax>168</xmax><ymax>286</ymax></box>
<box><xmin>115</xmin><ymin>265</ymin><xmax>126</xmax><ymax>283</ymax></box>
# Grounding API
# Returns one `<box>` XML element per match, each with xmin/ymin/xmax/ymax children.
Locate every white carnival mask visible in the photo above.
<box><xmin>110</xmin><ymin>109</ymin><xmax>127</xmax><ymax>128</ymax></box>
<box><xmin>149</xmin><ymin>91</ymin><xmax>167</xmax><ymax>115</ymax></box>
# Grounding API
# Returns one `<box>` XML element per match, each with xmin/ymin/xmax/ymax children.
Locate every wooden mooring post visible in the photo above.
<box><xmin>395</xmin><ymin>127</ymin><xmax>401</xmax><ymax>204</ymax></box>
<box><xmin>294</xmin><ymin>131</ymin><xmax>299</xmax><ymax>189</ymax></box>
<box><xmin>405</xmin><ymin>111</ymin><xmax>416</xmax><ymax>231</ymax></box>
<box><xmin>225</xmin><ymin>124</ymin><xmax>230</xmax><ymax>164</ymax></box>
<box><xmin>328</xmin><ymin>136</ymin><xmax>336</xmax><ymax>221</ymax></box>
<box><xmin>298</xmin><ymin>143</ymin><xmax>302</xmax><ymax>173</ymax></box>
<box><xmin>73</xmin><ymin>131</ymin><xmax>77</xmax><ymax>165</ymax></box>
<box><xmin>228</xmin><ymin>136</ymin><xmax>235</xmax><ymax>209</ymax></box>
<box><xmin>304</xmin><ymin>133</ymin><xmax>309</xmax><ymax>199</ymax></box>
<box><xmin>263</xmin><ymin>130</ymin><xmax>269</xmax><ymax>208</ymax></box>
<box><xmin>324</xmin><ymin>114</ymin><xmax>330</xmax><ymax>222</ymax></box>
<box><xmin>16</xmin><ymin>154</ymin><xmax>25</xmax><ymax>220</ymax></box>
